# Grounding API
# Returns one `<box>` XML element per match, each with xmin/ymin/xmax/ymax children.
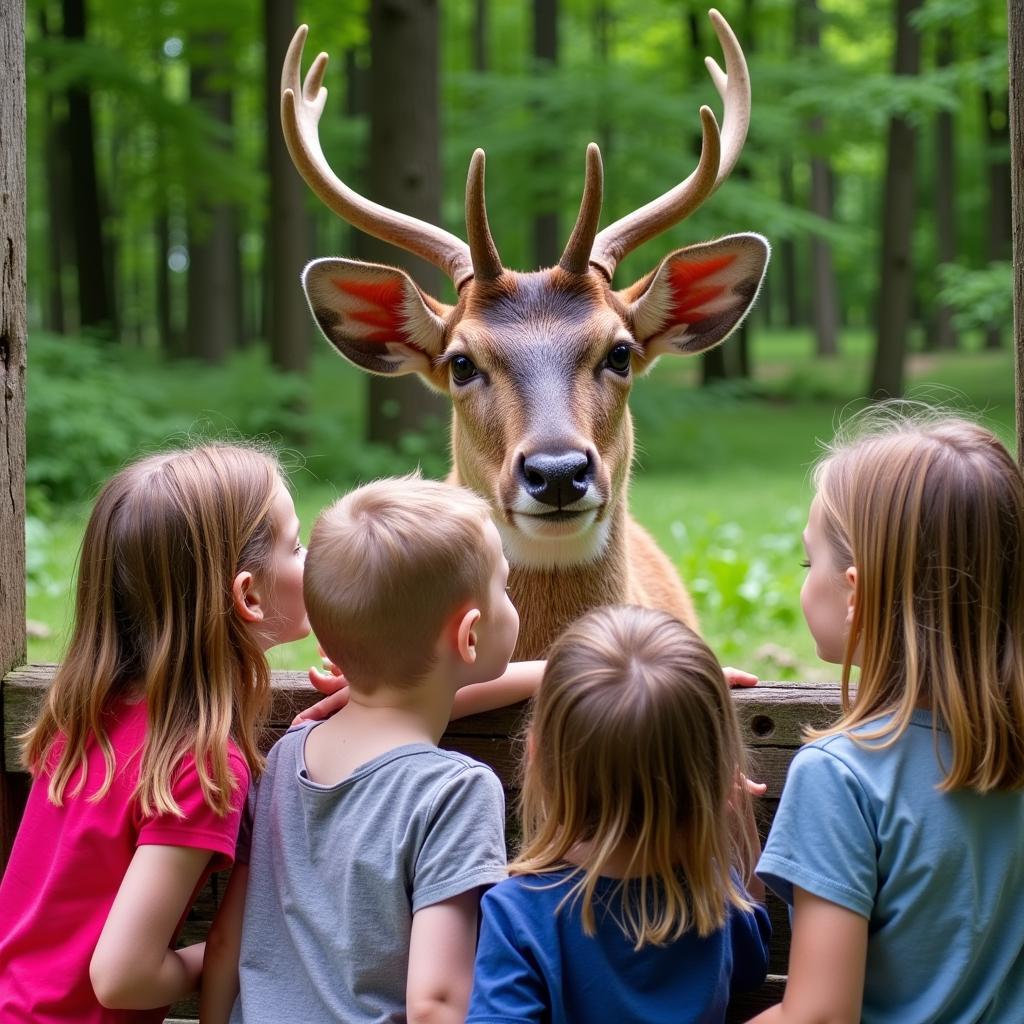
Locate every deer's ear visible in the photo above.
<box><xmin>622</xmin><ymin>234</ymin><xmax>769</xmax><ymax>358</ymax></box>
<box><xmin>302</xmin><ymin>258</ymin><xmax>450</xmax><ymax>376</ymax></box>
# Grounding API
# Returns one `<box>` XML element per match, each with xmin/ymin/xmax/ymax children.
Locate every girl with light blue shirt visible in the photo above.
<box><xmin>751</xmin><ymin>409</ymin><xmax>1024</xmax><ymax>1024</ymax></box>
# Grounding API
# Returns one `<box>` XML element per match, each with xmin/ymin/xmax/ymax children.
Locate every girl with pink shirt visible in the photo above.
<box><xmin>0</xmin><ymin>444</ymin><xmax>310</xmax><ymax>1023</ymax></box>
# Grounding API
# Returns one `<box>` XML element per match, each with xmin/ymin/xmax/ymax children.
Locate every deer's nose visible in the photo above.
<box><xmin>520</xmin><ymin>451</ymin><xmax>593</xmax><ymax>509</ymax></box>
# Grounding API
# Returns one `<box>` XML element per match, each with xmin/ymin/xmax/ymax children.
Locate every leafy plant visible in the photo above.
<box><xmin>936</xmin><ymin>262</ymin><xmax>1013</xmax><ymax>334</ymax></box>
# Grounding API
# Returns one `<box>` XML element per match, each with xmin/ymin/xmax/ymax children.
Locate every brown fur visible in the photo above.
<box><xmin>499</xmin><ymin>512</ymin><xmax>697</xmax><ymax>660</ymax></box>
<box><xmin>306</xmin><ymin>253</ymin><xmax>767</xmax><ymax>658</ymax></box>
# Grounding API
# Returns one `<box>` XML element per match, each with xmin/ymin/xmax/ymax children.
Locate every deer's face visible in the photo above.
<box><xmin>286</xmin><ymin>10</ymin><xmax>768</xmax><ymax>569</ymax></box>
<box><xmin>447</xmin><ymin>271</ymin><xmax>636</xmax><ymax>567</ymax></box>
<box><xmin>303</xmin><ymin>235</ymin><xmax>769</xmax><ymax>570</ymax></box>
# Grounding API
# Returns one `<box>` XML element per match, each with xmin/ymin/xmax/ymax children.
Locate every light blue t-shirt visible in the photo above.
<box><xmin>758</xmin><ymin>709</ymin><xmax>1024</xmax><ymax>1024</ymax></box>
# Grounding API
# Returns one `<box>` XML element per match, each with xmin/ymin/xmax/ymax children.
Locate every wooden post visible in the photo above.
<box><xmin>0</xmin><ymin>0</ymin><xmax>28</xmax><ymax>866</ymax></box>
<box><xmin>1010</xmin><ymin>0</ymin><xmax>1024</xmax><ymax>462</ymax></box>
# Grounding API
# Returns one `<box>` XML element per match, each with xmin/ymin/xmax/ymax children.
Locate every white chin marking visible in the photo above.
<box><xmin>497</xmin><ymin>513</ymin><xmax>611</xmax><ymax>570</ymax></box>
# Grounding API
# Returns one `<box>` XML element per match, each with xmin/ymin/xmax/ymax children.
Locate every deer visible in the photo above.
<box><xmin>281</xmin><ymin>9</ymin><xmax>769</xmax><ymax>659</ymax></box>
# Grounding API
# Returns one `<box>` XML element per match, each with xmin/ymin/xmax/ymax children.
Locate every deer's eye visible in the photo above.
<box><xmin>450</xmin><ymin>355</ymin><xmax>479</xmax><ymax>384</ymax></box>
<box><xmin>604</xmin><ymin>343</ymin><xmax>632</xmax><ymax>375</ymax></box>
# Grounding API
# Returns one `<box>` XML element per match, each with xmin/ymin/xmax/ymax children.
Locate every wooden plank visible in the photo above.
<box><xmin>3</xmin><ymin>665</ymin><xmax>844</xmax><ymax>774</ymax></box>
<box><xmin>0</xmin><ymin>0</ymin><xmax>27</xmax><ymax>869</ymax></box>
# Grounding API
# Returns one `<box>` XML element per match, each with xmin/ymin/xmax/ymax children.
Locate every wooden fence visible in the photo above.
<box><xmin>2</xmin><ymin>664</ymin><xmax>845</xmax><ymax>1020</ymax></box>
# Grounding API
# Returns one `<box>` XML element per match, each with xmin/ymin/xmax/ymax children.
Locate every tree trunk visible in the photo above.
<box><xmin>731</xmin><ymin>0</ymin><xmax>756</xmax><ymax>378</ymax></box>
<box><xmin>593</xmin><ymin>0</ymin><xmax>613</xmax><ymax>156</ymax></box>
<box><xmin>778</xmin><ymin>156</ymin><xmax>801</xmax><ymax>328</ymax></box>
<box><xmin>366</xmin><ymin>0</ymin><xmax>446</xmax><ymax>445</ymax></box>
<box><xmin>186</xmin><ymin>32</ymin><xmax>239</xmax><ymax>364</ymax></box>
<box><xmin>869</xmin><ymin>0</ymin><xmax>923</xmax><ymax>399</ymax></box>
<box><xmin>62</xmin><ymin>0</ymin><xmax>113</xmax><ymax>333</ymax></box>
<box><xmin>153</xmin><ymin>128</ymin><xmax>177</xmax><ymax>360</ymax></box>
<box><xmin>154</xmin><ymin>208</ymin><xmax>174</xmax><ymax>352</ymax></box>
<box><xmin>1010</xmin><ymin>0</ymin><xmax>1024</xmax><ymax>462</ymax></box>
<box><xmin>265</xmin><ymin>0</ymin><xmax>312</xmax><ymax>373</ymax></box>
<box><xmin>802</xmin><ymin>0</ymin><xmax>839</xmax><ymax>357</ymax></box>
<box><xmin>40</xmin><ymin>7</ymin><xmax>67</xmax><ymax>334</ymax></box>
<box><xmin>983</xmin><ymin>82</ymin><xmax>1012</xmax><ymax>350</ymax></box>
<box><xmin>931</xmin><ymin>24</ymin><xmax>959</xmax><ymax>351</ymax></box>
<box><xmin>532</xmin><ymin>0</ymin><xmax>559</xmax><ymax>269</ymax></box>
<box><xmin>1</xmin><ymin>0</ymin><xmax>30</xmax><ymax>866</ymax></box>
<box><xmin>687</xmin><ymin>6</ymin><xmax>729</xmax><ymax>384</ymax></box>
<box><xmin>473</xmin><ymin>0</ymin><xmax>488</xmax><ymax>72</ymax></box>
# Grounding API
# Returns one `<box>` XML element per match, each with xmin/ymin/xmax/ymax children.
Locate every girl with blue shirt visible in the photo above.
<box><xmin>753</xmin><ymin>410</ymin><xmax>1024</xmax><ymax>1024</ymax></box>
<box><xmin>467</xmin><ymin>605</ymin><xmax>771</xmax><ymax>1024</ymax></box>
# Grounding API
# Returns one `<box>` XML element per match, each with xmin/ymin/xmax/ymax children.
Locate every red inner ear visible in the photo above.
<box><xmin>332</xmin><ymin>276</ymin><xmax>421</xmax><ymax>347</ymax></box>
<box><xmin>668</xmin><ymin>254</ymin><xmax>735</xmax><ymax>324</ymax></box>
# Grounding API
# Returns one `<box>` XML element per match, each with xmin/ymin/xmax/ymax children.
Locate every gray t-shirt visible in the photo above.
<box><xmin>230</xmin><ymin>723</ymin><xmax>508</xmax><ymax>1024</ymax></box>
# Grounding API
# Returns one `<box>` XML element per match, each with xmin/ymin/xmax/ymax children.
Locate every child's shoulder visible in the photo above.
<box><xmin>401</xmin><ymin>746</ymin><xmax>505</xmax><ymax>811</ymax></box>
<box><xmin>797</xmin><ymin>709</ymin><xmax>936</xmax><ymax>767</ymax></box>
<box><xmin>483</xmin><ymin>870</ymin><xmax>575</xmax><ymax>914</ymax></box>
<box><xmin>788</xmin><ymin>709</ymin><xmax>946</xmax><ymax>812</ymax></box>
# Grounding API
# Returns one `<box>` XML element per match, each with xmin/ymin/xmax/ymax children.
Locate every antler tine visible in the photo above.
<box><xmin>559</xmin><ymin>143</ymin><xmax>604</xmax><ymax>275</ymax></box>
<box><xmin>280</xmin><ymin>26</ymin><xmax>474</xmax><ymax>287</ymax></box>
<box><xmin>590</xmin><ymin>8</ymin><xmax>749</xmax><ymax>280</ymax></box>
<box><xmin>705</xmin><ymin>8</ymin><xmax>751</xmax><ymax>190</ymax></box>
<box><xmin>590</xmin><ymin>106</ymin><xmax>721</xmax><ymax>281</ymax></box>
<box><xmin>466</xmin><ymin>149</ymin><xmax>503</xmax><ymax>282</ymax></box>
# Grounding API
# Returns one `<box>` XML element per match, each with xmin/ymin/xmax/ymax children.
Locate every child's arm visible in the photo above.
<box><xmin>450</xmin><ymin>660</ymin><xmax>544</xmax><ymax>719</ymax></box>
<box><xmin>406</xmin><ymin>888</ymin><xmax>481</xmax><ymax>1024</ymax></box>
<box><xmin>199</xmin><ymin>863</ymin><xmax>249</xmax><ymax>1024</ymax></box>
<box><xmin>90</xmin><ymin>844</ymin><xmax>213</xmax><ymax>1009</ymax></box>
<box><xmin>294</xmin><ymin>659</ymin><xmax>546</xmax><ymax>725</ymax></box>
<box><xmin>745</xmin><ymin>886</ymin><xmax>867</xmax><ymax>1024</ymax></box>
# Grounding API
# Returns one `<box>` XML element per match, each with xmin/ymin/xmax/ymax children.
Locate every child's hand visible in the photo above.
<box><xmin>309</xmin><ymin>645</ymin><xmax>345</xmax><ymax>694</ymax></box>
<box><xmin>292</xmin><ymin>686</ymin><xmax>351</xmax><ymax>726</ymax></box>
<box><xmin>291</xmin><ymin>647</ymin><xmax>350</xmax><ymax>726</ymax></box>
<box><xmin>739</xmin><ymin>772</ymin><xmax>767</xmax><ymax>798</ymax></box>
<box><xmin>723</xmin><ymin>666</ymin><xmax>758</xmax><ymax>688</ymax></box>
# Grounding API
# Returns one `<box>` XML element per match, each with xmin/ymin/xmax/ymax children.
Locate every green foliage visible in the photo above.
<box><xmin>26</xmin><ymin>333</ymin><xmax>449</xmax><ymax>511</ymax></box>
<box><xmin>936</xmin><ymin>262</ymin><xmax>1013</xmax><ymax>333</ymax></box>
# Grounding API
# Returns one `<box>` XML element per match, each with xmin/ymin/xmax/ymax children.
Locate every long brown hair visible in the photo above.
<box><xmin>22</xmin><ymin>443</ymin><xmax>282</xmax><ymax>816</ymax></box>
<box><xmin>513</xmin><ymin>605</ymin><xmax>755</xmax><ymax>949</ymax></box>
<box><xmin>810</xmin><ymin>408</ymin><xmax>1024</xmax><ymax>791</ymax></box>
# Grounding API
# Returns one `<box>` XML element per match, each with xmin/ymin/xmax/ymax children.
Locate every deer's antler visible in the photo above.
<box><xmin>281</xmin><ymin>26</ymin><xmax>475</xmax><ymax>288</ymax></box>
<box><xmin>466</xmin><ymin>150</ymin><xmax>503</xmax><ymax>282</ymax></box>
<box><xmin>589</xmin><ymin>9</ymin><xmax>749</xmax><ymax>281</ymax></box>
<box><xmin>559</xmin><ymin>144</ymin><xmax>604</xmax><ymax>275</ymax></box>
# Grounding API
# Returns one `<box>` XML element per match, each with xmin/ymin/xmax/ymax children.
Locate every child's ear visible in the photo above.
<box><xmin>455</xmin><ymin>607</ymin><xmax>481</xmax><ymax>665</ymax></box>
<box><xmin>232</xmin><ymin>571</ymin><xmax>264</xmax><ymax>624</ymax></box>
<box><xmin>845</xmin><ymin>566</ymin><xmax>858</xmax><ymax>624</ymax></box>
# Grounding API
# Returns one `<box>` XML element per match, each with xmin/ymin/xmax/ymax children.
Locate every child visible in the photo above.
<box><xmin>0</xmin><ymin>443</ymin><xmax>310</xmax><ymax>1022</ymax></box>
<box><xmin>467</xmin><ymin>604</ymin><xmax>771</xmax><ymax>1024</ymax></box>
<box><xmin>202</xmin><ymin>476</ymin><xmax>521</xmax><ymax>1024</ymax></box>
<box><xmin>751</xmin><ymin>411</ymin><xmax>1024</xmax><ymax>1023</ymax></box>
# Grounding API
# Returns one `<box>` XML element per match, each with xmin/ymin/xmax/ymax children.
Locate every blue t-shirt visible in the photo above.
<box><xmin>467</xmin><ymin>869</ymin><xmax>770</xmax><ymax>1024</ymax></box>
<box><xmin>758</xmin><ymin>709</ymin><xmax>1024</xmax><ymax>1024</ymax></box>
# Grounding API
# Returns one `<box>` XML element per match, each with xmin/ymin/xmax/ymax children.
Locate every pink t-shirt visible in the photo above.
<box><xmin>0</xmin><ymin>700</ymin><xmax>250</xmax><ymax>1024</ymax></box>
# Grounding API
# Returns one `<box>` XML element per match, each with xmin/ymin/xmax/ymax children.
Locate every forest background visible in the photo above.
<box><xmin>23</xmin><ymin>0</ymin><xmax>1014</xmax><ymax>679</ymax></box>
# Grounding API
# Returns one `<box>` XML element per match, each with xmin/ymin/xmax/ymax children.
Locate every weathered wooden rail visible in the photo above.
<box><xmin>2</xmin><ymin>665</ymin><xmax>844</xmax><ymax>1021</ymax></box>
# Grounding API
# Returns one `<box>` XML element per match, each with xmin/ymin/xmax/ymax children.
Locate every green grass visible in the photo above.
<box><xmin>25</xmin><ymin>329</ymin><xmax>1018</xmax><ymax>682</ymax></box>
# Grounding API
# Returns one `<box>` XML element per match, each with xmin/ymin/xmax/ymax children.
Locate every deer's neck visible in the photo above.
<box><xmin>506</xmin><ymin>503</ymin><xmax>630</xmax><ymax>659</ymax></box>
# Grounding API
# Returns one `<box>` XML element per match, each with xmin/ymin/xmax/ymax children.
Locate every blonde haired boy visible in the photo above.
<box><xmin>202</xmin><ymin>476</ymin><xmax>521</xmax><ymax>1024</ymax></box>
